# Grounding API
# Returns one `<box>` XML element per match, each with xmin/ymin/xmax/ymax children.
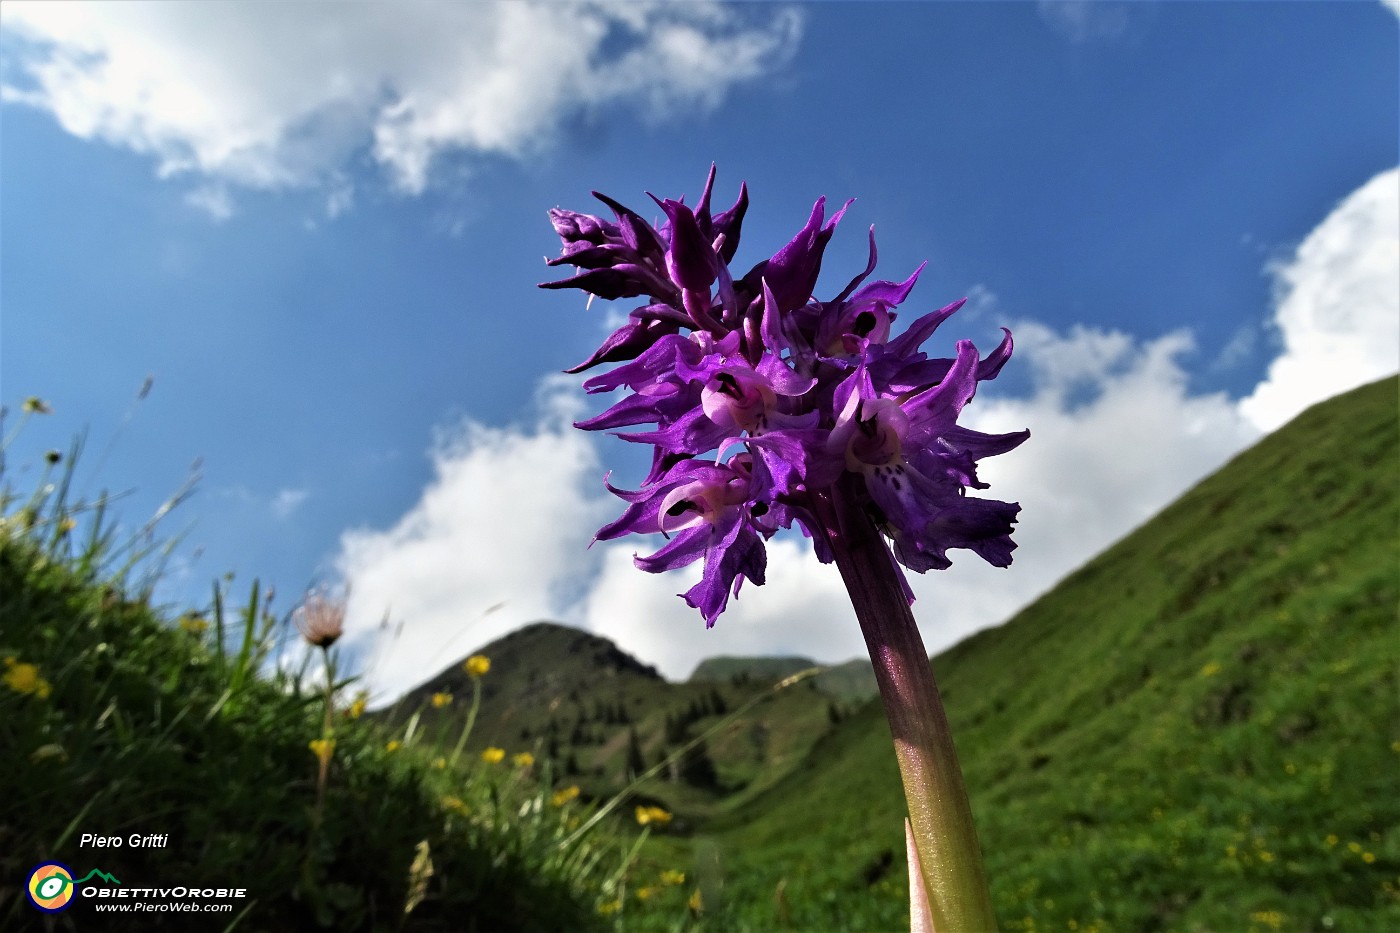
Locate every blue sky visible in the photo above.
<box><xmin>3</xmin><ymin>1</ymin><xmax>1397</xmax><ymax>701</ymax></box>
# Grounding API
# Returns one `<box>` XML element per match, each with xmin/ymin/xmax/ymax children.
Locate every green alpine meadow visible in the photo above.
<box><xmin>4</xmin><ymin>375</ymin><xmax>1396</xmax><ymax>930</ymax></box>
<box><xmin>689</xmin><ymin>373</ymin><xmax>1399</xmax><ymax>932</ymax></box>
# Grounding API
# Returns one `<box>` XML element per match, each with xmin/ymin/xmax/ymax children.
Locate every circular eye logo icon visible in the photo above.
<box><xmin>27</xmin><ymin>862</ymin><xmax>76</xmax><ymax>912</ymax></box>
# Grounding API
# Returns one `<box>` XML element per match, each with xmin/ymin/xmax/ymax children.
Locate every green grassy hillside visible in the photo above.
<box><xmin>684</xmin><ymin>375</ymin><xmax>1399</xmax><ymax>932</ymax></box>
<box><xmin>689</xmin><ymin>655</ymin><xmax>816</xmax><ymax>685</ymax></box>
<box><xmin>690</xmin><ymin>655</ymin><xmax>879</xmax><ymax>705</ymax></box>
<box><xmin>0</xmin><ymin>505</ymin><xmax>604</xmax><ymax>931</ymax></box>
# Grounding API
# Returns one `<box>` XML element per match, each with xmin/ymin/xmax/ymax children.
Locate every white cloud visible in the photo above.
<box><xmin>1036</xmin><ymin>1</ymin><xmax>1131</xmax><ymax>44</ymax></box>
<box><xmin>183</xmin><ymin>184</ymin><xmax>234</xmax><ymax>221</ymax></box>
<box><xmin>1210</xmin><ymin>323</ymin><xmax>1256</xmax><ymax>373</ymax></box>
<box><xmin>325</xmin><ymin>177</ymin><xmax>354</xmax><ymax>219</ymax></box>
<box><xmin>335</xmin><ymin>378</ymin><xmax>610</xmax><ymax>702</ymax></box>
<box><xmin>956</xmin><ymin>323</ymin><xmax>1261</xmax><ymax>607</ymax></box>
<box><xmin>1239</xmin><ymin>167</ymin><xmax>1400</xmax><ymax>433</ymax></box>
<box><xmin>1383</xmin><ymin>0</ymin><xmax>1400</xmax><ymax>20</ymax></box>
<box><xmin>217</xmin><ymin>482</ymin><xmax>309</xmax><ymax>518</ymax></box>
<box><xmin>1</xmin><ymin>1</ymin><xmax>802</xmax><ymax>203</ymax></box>
<box><xmin>580</xmin><ymin>537</ymin><xmax>855</xmax><ymax>681</ymax></box>
<box><xmin>271</xmin><ymin>487</ymin><xmax>310</xmax><ymax>520</ymax></box>
<box><xmin>959</xmin><ymin>283</ymin><xmax>999</xmax><ymax>323</ymax></box>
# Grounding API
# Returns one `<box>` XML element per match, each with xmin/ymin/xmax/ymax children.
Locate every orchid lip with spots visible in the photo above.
<box><xmin>542</xmin><ymin>166</ymin><xmax>1025</xmax><ymax>930</ymax></box>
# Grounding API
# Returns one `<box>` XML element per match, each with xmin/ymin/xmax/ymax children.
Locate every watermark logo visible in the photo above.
<box><xmin>26</xmin><ymin>862</ymin><xmax>121</xmax><ymax>913</ymax></box>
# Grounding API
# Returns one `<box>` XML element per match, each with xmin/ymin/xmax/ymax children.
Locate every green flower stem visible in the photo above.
<box><xmin>315</xmin><ymin>646</ymin><xmax>336</xmax><ymax>810</ymax></box>
<box><xmin>813</xmin><ymin>477</ymin><xmax>997</xmax><ymax>932</ymax></box>
<box><xmin>448</xmin><ymin>676</ymin><xmax>483</xmax><ymax>769</ymax></box>
<box><xmin>302</xmin><ymin>646</ymin><xmax>337</xmax><ymax>911</ymax></box>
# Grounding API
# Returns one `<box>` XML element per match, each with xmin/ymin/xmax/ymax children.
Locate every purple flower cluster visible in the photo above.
<box><xmin>542</xmin><ymin>167</ymin><xmax>1028</xmax><ymax>626</ymax></box>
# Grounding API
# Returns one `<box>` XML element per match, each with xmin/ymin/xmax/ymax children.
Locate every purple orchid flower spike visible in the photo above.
<box><xmin>541</xmin><ymin>167</ymin><xmax>1027</xmax><ymax>931</ymax></box>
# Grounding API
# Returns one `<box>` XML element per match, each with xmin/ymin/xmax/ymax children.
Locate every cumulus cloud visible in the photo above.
<box><xmin>1239</xmin><ymin>167</ymin><xmax>1400</xmax><ymax>433</ymax></box>
<box><xmin>1</xmin><ymin>1</ymin><xmax>801</xmax><ymax>200</ymax></box>
<box><xmin>580</xmin><ymin>538</ymin><xmax>854</xmax><ymax>682</ymax></box>
<box><xmin>336</xmin><ymin>377</ymin><xmax>609</xmax><ymax>702</ymax></box>
<box><xmin>955</xmin><ymin>323</ymin><xmax>1261</xmax><ymax>591</ymax></box>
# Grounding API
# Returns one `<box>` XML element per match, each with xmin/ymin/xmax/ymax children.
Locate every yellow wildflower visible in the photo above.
<box><xmin>551</xmin><ymin>785</ymin><xmax>581</xmax><ymax>807</ymax></box>
<box><xmin>3</xmin><ymin>658</ymin><xmax>52</xmax><ymax>699</ymax></box>
<box><xmin>635</xmin><ymin>805</ymin><xmax>672</xmax><ymax>826</ymax></box>
<box><xmin>597</xmin><ymin>899</ymin><xmax>621</xmax><ymax>917</ymax></box>
<box><xmin>385</xmin><ymin>740</ymin><xmax>402</xmax><ymax>753</ymax></box>
<box><xmin>1198</xmin><ymin>661</ymin><xmax>1221</xmax><ymax>678</ymax></box>
<box><xmin>346</xmin><ymin>692</ymin><xmax>368</xmax><ymax>720</ymax></box>
<box><xmin>431</xmin><ymin>692</ymin><xmax>453</xmax><ymax>708</ymax></box>
<box><xmin>441</xmin><ymin>795</ymin><xmax>468</xmax><ymax>815</ymax></box>
<box><xmin>22</xmin><ymin>396</ymin><xmax>52</xmax><ymax>414</ymax></box>
<box><xmin>688</xmin><ymin>888</ymin><xmax>702</xmax><ymax>913</ymax></box>
<box><xmin>309</xmin><ymin>738</ymin><xmax>335</xmax><ymax>763</ymax></box>
<box><xmin>512</xmin><ymin>752</ymin><xmax>535</xmax><ymax>769</ymax></box>
<box><xmin>178</xmin><ymin>613</ymin><xmax>208</xmax><ymax>635</ymax></box>
<box><xmin>465</xmin><ymin>655</ymin><xmax>491</xmax><ymax>678</ymax></box>
<box><xmin>481</xmin><ymin>747</ymin><xmax>505</xmax><ymax>764</ymax></box>
<box><xmin>660</xmin><ymin>869</ymin><xmax>685</xmax><ymax>886</ymax></box>
<box><xmin>1325</xmin><ymin>834</ymin><xmax>1338</xmax><ymax>847</ymax></box>
<box><xmin>432</xmin><ymin>757</ymin><xmax>446</xmax><ymax>770</ymax></box>
<box><xmin>635</xmin><ymin>886</ymin><xmax>657</xmax><ymax>902</ymax></box>
<box><xmin>1363</xmin><ymin>852</ymin><xmax>1376</xmax><ymax>863</ymax></box>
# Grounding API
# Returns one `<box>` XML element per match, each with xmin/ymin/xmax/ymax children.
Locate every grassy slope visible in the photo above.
<box><xmin>698</xmin><ymin>375</ymin><xmax>1399</xmax><ymax>932</ymax></box>
<box><xmin>1</xmin><ymin>537</ymin><xmax>600</xmax><ymax>931</ymax></box>
<box><xmin>689</xmin><ymin>656</ymin><xmax>817</xmax><ymax>685</ymax></box>
<box><xmin>689</xmin><ymin>656</ymin><xmax>881</xmax><ymax>706</ymax></box>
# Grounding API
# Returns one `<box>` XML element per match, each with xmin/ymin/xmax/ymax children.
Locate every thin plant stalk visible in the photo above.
<box><xmin>314</xmin><ymin>645</ymin><xmax>335</xmax><ymax>811</ymax></box>
<box><xmin>447</xmin><ymin>675</ymin><xmax>483</xmax><ymax>769</ymax></box>
<box><xmin>813</xmin><ymin>478</ymin><xmax>996</xmax><ymax>932</ymax></box>
<box><xmin>301</xmin><ymin>645</ymin><xmax>336</xmax><ymax>908</ymax></box>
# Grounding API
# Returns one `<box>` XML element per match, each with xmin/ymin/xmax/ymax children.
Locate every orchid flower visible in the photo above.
<box><xmin>542</xmin><ymin>166</ymin><xmax>1028</xmax><ymax>930</ymax></box>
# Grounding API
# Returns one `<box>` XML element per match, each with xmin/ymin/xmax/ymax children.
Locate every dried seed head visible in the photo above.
<box><xmin>294</xmin><ymin>586</ymin><xmax>347</xmax><ymax>649</ymax></box>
